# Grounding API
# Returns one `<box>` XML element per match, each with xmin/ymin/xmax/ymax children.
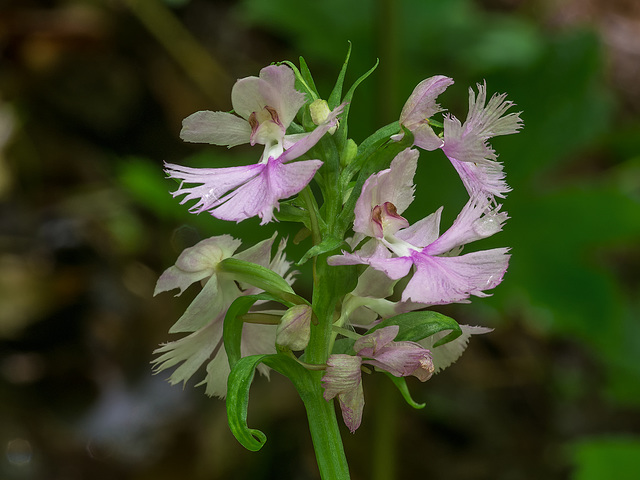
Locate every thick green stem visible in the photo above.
<box><xmin>303</xmin><ymin>255</ymin><xmax>351</xmax><ymax>479</ymax></box>
<box><xmin>300</xmin><ymin>373</ymin><xmax>351</xmax><ymax>480</ymax></box>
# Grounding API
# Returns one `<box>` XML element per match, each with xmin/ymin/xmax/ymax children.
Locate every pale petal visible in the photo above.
<box><xmin>257</xmin><ymin>65</ymin><xmax>307</xmax><ymax>128</ymax></box>
<box><xmin>399</xmin><ymin>76</ymin><xmax>454</xmax><ymax>151</ymax></box>
<box><xmin>426</xmin><ymin>196</ymin><xmax>508</xmax><ymax>256</ymax></box>
<box><xmin>420</xmin><ymin>324</ymin><xmax>492</xmax><ymax>373</ymax></box>
<box><xmin>321</xmin><ymin>354</ymin><xmax>364</xmax><ymax>433</ymax></box>
<box><xmin>209</xmin><ymin>157</ymin><xmax>323</xmax><ymax>224</ymax></box>
<box><xmin>328</xmin><ymin>240</ymin><xmax>413</xmax><ymax>280</ymax></box>
<box><xmin>180</xmin><ymin>111</ymin><xmax>251</xmax><ymax>147</ymax></box>
<box><xmin>174</xmin><ymin>235</ymin><xmax>242</xmax><ymax>272</ymax></box>
<box><xmin>400</xmin><ymin>75</ymin><xmax>454</xmax><ymax>126</ymax></box>
<box><xmin>277</xmin><ymin>103</ymin><xmax>345</xmax><ymax>163</ymax></box>
<box><xmin>353</xmin><ymin>148</ymin><xmax>418</xmax><ymax>237</ymax></box>
<box><xmin>152</xmin><ymin>319</ymin><xmax>223</xmax><ymax>386</ymax></box>
<box><xmin>395</xmin><ymin>207</ymin><xmax>443</xmax><ymax>248</ymax></box>
<box><xmin>441</xmin><ymin>82</ymin><xmax>522</xmax><ymax>198</ymax></box>
<box><xmin>169</xmin><ymin>274</ymin><xmax>241</xmax><ymax>333</ymax></box>
<box><xmin>401</xmin><ymin>248</ymin><xmax>510</xmax><ymax>305</ymax></box>
<box><xmin>354</xmin><ymin>325</ymin><xmax>399</xmax><ymax>356</ymax></box>
<box><xmin>165</xmin><ymin>162</ymin><xmax>264</xmax><ymax>213</ymax></box>
<box><xmin>154</xmin><ymin>266</ymin><xmax>209</xmax><ymax>297</ymax></box>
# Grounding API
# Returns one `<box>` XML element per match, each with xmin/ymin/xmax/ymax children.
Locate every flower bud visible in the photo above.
<box><xmin>276</xmin><ymin>304</ymin><xmax>312</xmax><ymax>351</ymax></box>
<box><xmin>309</xmin><ymin>99</ymin><xmax>337</xmax><ymax>134</ymax></box>
<box><xmin>341</xmin><ymin>138</ymin><xmax>358</xmax><ymax>167</ymax></box>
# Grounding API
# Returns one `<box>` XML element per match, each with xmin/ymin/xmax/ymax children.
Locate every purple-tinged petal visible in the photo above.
<box><xmin>363</xmin><ymin>342</ymin><xmax>434</xmax><ymax>381</ymax></box>
<box><xmin>328</xmin><ymin>240</ymin><xmax>414</xmax><ymax>280</ymax></box>
<box><xmin>154</xmin><ymin>235</ymin><xmax>242</xmax><ymax>296</ymax></box>
<box><xmin>425</xmin><ymin>196</ymin><xmax>508</xmax><ymax>256</ymax></box>
<box><xmin>420</xmin><ymin>324</ymin><xmax>492</xmax><ymax>373</ymax></box>
<box><xmin>401</xmin><ymin>248</ymin><xmax>510</xmax><ymax>305</ymax></box>
<box><xmin>354</xmin><ymin>325</ymin><xmax>399</xmax><ymax>357</ymax></box>
<box><xmin>399</xmin><ymin>76</ymin><xmax>454</xmax><ymax>151</ymax></box>
<box><xmin>353</xmin><ymin>148</ymin><xmax>418</xmax><ymax>237</ymax></box>
<box><xmin>180</xmin><ymin>111</ymin><xmax>251</xmax><ymax>147</ymax></box>
<box><xmin>153</xmin><ymin>318</ymin><xmax>223</xmax><ymax>387</ymax></box>
<box><xmin>231</xmin><ymin>65</ymin><xmax>305</xmax><ymax>128</ymax></box>
<box><xmin>168</xmin><ymin>274</ymin><xmax>241</xmax><ymax>333</ymax></box>
<box><xmin>441</xmin><ymin>82</ymin><xmax>522</xmax><ymax>197</ymax></box>
<box><xmin>449</xmin><ymin>156</ymin><xmax>511</xmax><ymax>199</ymax></box>
<box><xmin>322</xmin><ymin>354</ymin><xmax>364</xmax><ymax>433</ymax></box>
<box><xmin>395</xmin><ymin>207</ymin><xmax>443</xmax><ymax>248</ymax></box>
<box><xmin>165</xmin><ymin>162</ymin><xmax>264</xmax><ymax>213</ymax></box>
<box><xmin>209</xmin><ymin>157</ymin><xmax>323</xmax><ymax>224</ymax></box>
<box><xmin>278</xmin><ymin>103</ymin><xmax>345</xmax><ymax>164</ymax></box>
<box><xmin>258</xmin><ymin>65</ymin><xmax>307</xmax><ymax>127</ymax></box>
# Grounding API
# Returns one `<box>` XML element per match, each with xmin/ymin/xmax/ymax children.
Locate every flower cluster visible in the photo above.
<box><xmin>154</xmin><ymin>57</ymin><xmax>522</xmax><ymax>443</ymax></box>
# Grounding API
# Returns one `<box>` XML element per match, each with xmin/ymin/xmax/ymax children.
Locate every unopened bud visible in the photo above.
<box><xmin>309</xmin><ymin>99</ymin><xmax>337</xmax><ymax>134</ymax></box>
<box><xmin>341</xmin><ymin>138</ymin><xmax>358</xmax><ymax>167</ymax></box>
<box><xmin>276</xmin><ymin>304</ymin><xmax>312</xmax><ymax>351</ymax></box>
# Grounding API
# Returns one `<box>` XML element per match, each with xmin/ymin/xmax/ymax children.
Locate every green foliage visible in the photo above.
<box><xmin>572</xmin><ymin>437</ymin><xmax>640</xmax><ymax>480</ymax></box>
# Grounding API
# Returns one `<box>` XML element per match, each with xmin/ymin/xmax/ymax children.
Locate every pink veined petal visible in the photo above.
<box><xmin>168</xmin><ymin>274</ymin><xmax>241</xmax><ymax>333</ymax></box>
<box><xmin>231</xmin><ymin>65</ymin><xmax>305</xmax><ymax>128</ymax></box>
<box><xmin>353</xmin><ymin>148</ymin><xmax>418</xmax><ymax>237</ymax></box>
<box><xmin>425</xmin><ymin>196</ymin><xmax>508</xmax><ymax>256</ymax></box>
<box><xmin>231</xmin><ymin>75</ymin><xmax>268</xmax><ymax>121</ymax></box>
<box><xmin>395</xmin><ymin>207</ymin><xmax>443</xmax><ymax>248</ymax></box>
<box><xmin>354</xmin><ymin>325</ymin><xmax>399</xmax><ymax>356</ymax></box>
<box><xmin>448</xmin><ymin>155</ymin><xmax>511</xmax><ymax>199</ymax></box>
<box><xmin>210</xmin><ymin>157</ymin><xmax>323</xmax><ymax>224</ymax></box>
<box><xmin>401</xmin><ymin>248</ymin><xmax>510</xmax><ymax>305</ymax></box>
<box><xmin>321</xmin><ymin>354</ymin><xmax>364</xmax><ymax>433</ymax></box>
<box><xmin>399</xmin><ymin>75</ymin><xmax>454</xmax><ymax>151</ymax></box>
<box><xmin>258</xmin><ymin>65</ymin><xmax>307</xmax><ymax>128</ymax></box>
<box><xmin>328</xmin><ymin>240</ymin><xmax>414</xmax><ymax>280</ymax></box>
<box><xmin>277</xmin><ymin>103</ymin><xmax>346</xmax><ymax>164</ymax></box>
<box><xmin>441</xmin><ymin>82</ymin><xmax>522</xmax><ymax>198</ymax></box>
<box><xmin>165</xmin><ymin>162</ymin><xmax>264</xmax><ymax>213</ymax></box>
<box><xmin>363</xmin><ymin>342</ymin><xmax>434</xmax><ymax>381</ymax></box>
<box><xmin>400</xmin><ymin>75</ymin><xmax>455</xmax><ymax>126</ymax></box>
<box><xmin>153</xmin><ymin>318</ymin><xmax>223</xmax><ymax>387</ymax></box>
<box><xmin>180</xmin><ymin>111</ymin><xmax>251</xmax><ymax>147</ymax></box>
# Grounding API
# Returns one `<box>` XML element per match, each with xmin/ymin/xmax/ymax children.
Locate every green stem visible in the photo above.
<box><xmin>304</xmin><ymin>255</ymin><xmax>351</xmax><ymax>479</ymax></box>
<box><xmin>300</xmin><ymin>373</ymin><xmax>351</xmax><ymax>480</ymax></box>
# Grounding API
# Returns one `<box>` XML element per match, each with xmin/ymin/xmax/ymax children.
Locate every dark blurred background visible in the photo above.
<box><xmin>1</xmin><ymin>0</ymin><xmax>639</xmax><ymax>479</ymax></box>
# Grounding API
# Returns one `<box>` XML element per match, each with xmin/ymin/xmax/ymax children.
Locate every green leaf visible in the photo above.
<box><xmin>334</xmin><ymin>58</ymin><xmax>379</xmax><ymax>152</ymax></box>
<box><xmin>297</xmin><ymin>235</ymin><xmax>348</xmax><ymax>265</ymax></box>
<box><xmin>217</xmin><ymin>258</ymin><xmax>308</xmax><ymax>306</ymax></box>
<box><xmin>299</xmin><ymin>56</ymin><xmax>320</xmax><ymax>99</ymax></box>
<box><xmin>369</xmin><ymin>311</ymin><xmax>462</xmax><ymax>347</ymax></box>
<box><xmin>223</xmin><ymin>293</ymin><xmax>281</xmax><ymax>370</ymax></box>
<box><xmin>328</xmin><ymin>42</ymin><xmax>352</xmax><ymax>109</ymax></box>
<box><xmin>226</xmin><ymin>353</ymin><xmax>313</xmax><ymax>451</ymax></box>
<box><xmin>280</xmin><ymin>60</ymin><xmax>319</xmax><ymax>101</ymax></box>
<box><xmin>384</xmin><ymin>373</ymin><xmax>426</xmax><ymax>409</ymax></box>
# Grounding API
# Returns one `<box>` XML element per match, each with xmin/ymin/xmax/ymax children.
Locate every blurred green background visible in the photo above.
<box><xmin>1</xmin><ymin>0</ymin><xmax>639</xmax><ymax>479</ymax></box>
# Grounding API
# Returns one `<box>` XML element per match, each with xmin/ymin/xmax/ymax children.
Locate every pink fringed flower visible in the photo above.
<box><xmin>442</xmin><ymin>82</ymin><xmax>523</xmax><ymax>199</ymax></box>
<box><xmin>166</xmin><ymin>65</ymin><xmax>344</xmax><ymax>224</ymax></box>
<box><xmin>153</xmin><ymin>233</ymin><xmax>295</xmax><ymax>397</ymax></box>
<box><xmin>322</xmin><ymin>326</ymin><xmax>433</xmax><ymax>432</ymax></box>
<box><xmin>328</xmin><ymin>148</ymin><xmax>510</xmax><ymax>305</ymax></box>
